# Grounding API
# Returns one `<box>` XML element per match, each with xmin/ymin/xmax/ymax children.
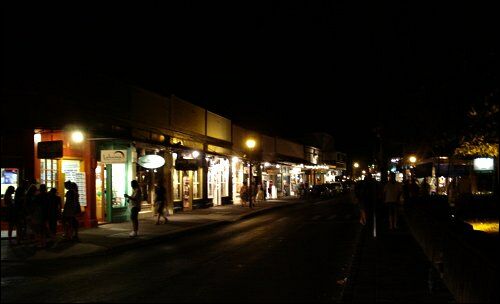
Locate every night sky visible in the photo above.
<box><xmin>3</xmin><ymin>2</ymin><xmax>498</xmax><ymax>164</ymax></box>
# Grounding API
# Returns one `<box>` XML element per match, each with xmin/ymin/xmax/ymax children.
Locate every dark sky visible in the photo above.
<box><xmin>3</xmin><ymin>2</ymin><xmax>499</xmax><ymax>164</ymax></box>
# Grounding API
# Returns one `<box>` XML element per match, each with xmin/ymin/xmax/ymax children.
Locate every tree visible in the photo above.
<box><xmin>454</xmin><ymin>94</ymin><xmax>499</xmax><ymax>157</ymax></box>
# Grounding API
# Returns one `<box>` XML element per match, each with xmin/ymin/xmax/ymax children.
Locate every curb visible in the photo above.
<box><xmin>2</xmin><ymin>201</ymin><xmax>306</xmax><ymax>262</ymax></box>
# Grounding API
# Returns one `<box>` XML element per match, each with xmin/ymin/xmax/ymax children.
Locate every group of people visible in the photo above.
<box><xmin>239</xmin><ymin>181</ymin><xmax>272</xmax><ymax>208</ymax></box>
<box><xmin>355</xmin><ymin>172</ymin><xmax>425</xmax><ymax>233</ymax></box>
<box><xmin>3</xmin><ymin>180</ymin><xmax>81</xmax><ymax>247</ymax></box>
<box><xmin>124</xmin><ymin>179</ymin><xmax>169</xmax><ymax>238</ymax></box>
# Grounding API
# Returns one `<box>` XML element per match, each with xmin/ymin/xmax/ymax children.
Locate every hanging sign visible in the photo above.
<box><xmin>37</xmin><ymin>140</ymin><xmax>63</xmax><ymax>159</ymax></box>
<box><xmin>138</xmin><ymin>154</ymin><xmax>165</xmax><ymax>169</ymax></box>
<box><xmin>101</xmin><ymin>150</ymin><xmax>127</xmax><ymax>164</ymax></box>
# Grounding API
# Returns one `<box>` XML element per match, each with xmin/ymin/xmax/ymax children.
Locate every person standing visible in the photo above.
<box><xmin>125</xmin><ymin>180</ymin><xmax>142</xmax><ymax>237</ymax></box>
<box><xmin>239</xmin><ymin>184</ymin><xmax>248</xmax><ymax>207</ymax></box>
<box><xmin>62</xmin><ymin>181</ymin><xmax>80</xmax><ymax>241</ymax></box>
<box><xmin>13</xmin><ymin>181</ymin><xmax>28</xmax><ymax>243</ymax></box>
<box><xmin>154</xmin><ymin>182</ymin><xmax>168</xmax><ymax>225</ymax></box>
<box><xmin>4</xmin><ymin>186</ymin><xmax>17</xmax><ymax>245</ymax></box>
<box><xmin>47</xmin><ymin>188</ymin><xmax>62</xmax><ymax>240</ymax></box>
<box><xmin>32</xmin><ymin>184</ymin><xmax>49</xmax><ymax>248</ymax></box>
<box><xmin>383</xmin><ymin>173</ymin><xmax>402</xmax><ymax>230</ymax></box>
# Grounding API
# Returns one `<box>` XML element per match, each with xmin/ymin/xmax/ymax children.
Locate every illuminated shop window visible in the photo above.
<box><xmin>193</xmin><ymin>168</ymin><xmax>203</xmax><ymax>199</ymax></box>
<box><xmin>40</xmin><ymin>159</ymin><xmax>58</xmax><ymax>189</ymax></box>
<box><xmin>173</xmin><ymin>169</ymin><xmax>182</xmax><ymax>201</ymax></box>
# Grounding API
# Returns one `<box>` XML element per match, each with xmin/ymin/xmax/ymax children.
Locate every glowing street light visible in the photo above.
<box><xmin>71</xmin><ymin>131</ymin><xmax>84</xmax><ymax>143</ymax></box>
<box><xmin>353</xmin><ymin>162</ymin><xmax>360</xmax><ymax>168</ymax></box>
<box><xmin>409</xmin><ymin>156</ymin><xmax>417</xmax><ymax>164</ymax></box>
<box><xmin>246</xmin><ymin>138</ymin><xmax>256</xmax><ymax>149</ymax></box>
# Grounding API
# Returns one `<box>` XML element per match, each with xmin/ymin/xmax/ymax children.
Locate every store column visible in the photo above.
<box><xmin>84</xmin><ymin>139</ymin><xmax>98</xmax><ymax>228</ymax></box>
<box><xmin>164</xmin><ymin>150</ymin><xmax>174</xmax><ymax>215</ymax></box>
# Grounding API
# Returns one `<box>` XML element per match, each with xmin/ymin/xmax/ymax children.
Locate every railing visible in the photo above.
<box><xmin>405</xmin><ymin>197</ymin><xmax>498</xmax><ymax>303</ymax></box>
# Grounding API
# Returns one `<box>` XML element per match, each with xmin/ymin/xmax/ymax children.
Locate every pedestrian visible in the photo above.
<box><xmin>383</xmin><ymin>173</ymin><xmax>402</xmax><ymax>230</ymax></box>
<box><xmin>47</xmin><ymin>188</ymin><xmax>62</xmax><ymax>240</ymax></box>
<box><xmin>13</xmin><ymin>180</ymin><xmax>28</xmax><ymax>243</ymax></box>
<box><xmin>408</xmin><ymin>177</ymin><xmax>420</xmax><ymax>204</ymax></box>
<box><xmin>256</xmin><ymin>183</ymin><xmax>265</xmax><ymax>202</ymax></box>
<box><xmin>268</xmin><ymin>180</ymin><xmax>273</xmax><ymax>199</ymax></box>
<box><xmin>24</xmin><ymin>184</ymin><xmax>39</xmax><ymax>243</ymax></box>
<box><xmin>239</xmin><ymin>184</ymin><xmax>248</xmax><ymax>207</ymax></box>
<box><xmin>33</xmin><ymin>184</ymin><xmax>51</xmax><ymax>248</ymax></box>
<box><xmin>62</xmin><ymin>181</ymin><xmax>80</xmax><ymax>241</ymax></box>
<box><xmin>356</xmin><ymin>173</ymin><xmax>382</xmax><ymax>237</ymax></box>
<box><xmin>125</xmin><ymin>180</ymin><xmax>142</xmax><ymax>237</ymax></box>
<box><xmin>420</xmin><ymin>177</ymin><xmax>431</xmax><ymax>197</ymax></box>
<box><xmin>4</xmin><ymin>186</ymin><xmax>17</xmax><ymax>245</ymax></box>
<box><xmin>154</xmin><ymin>181</ymin><xmax>168</xmax><ymax>225</ymax></box>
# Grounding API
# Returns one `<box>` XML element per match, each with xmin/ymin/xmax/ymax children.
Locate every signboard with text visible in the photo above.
<box><xmin>101</xmin><ymin>150</ymin><xmax>127</xmax><ymax>164</ymax></box>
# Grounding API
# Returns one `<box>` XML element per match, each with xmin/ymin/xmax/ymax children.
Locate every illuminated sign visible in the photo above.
<box><xmin>473</xmin><ymin>158</ymin><xmax>494</xmax><ymax>171</ymax></box>
<box><xmin>138</xmin><ymin>154</ymin><xmax>165</xmax><ymax>169</ymax></box>
<box><xmin>101</xmin><ymin>150</ymin><xmax>127</xmax><ymax>164</ymax></box>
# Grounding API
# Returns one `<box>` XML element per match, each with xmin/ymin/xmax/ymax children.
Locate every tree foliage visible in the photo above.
<box><xmin>454</xmin><ymin>94</ymin><xmax>499</xmax><ymax>157</ymax></box>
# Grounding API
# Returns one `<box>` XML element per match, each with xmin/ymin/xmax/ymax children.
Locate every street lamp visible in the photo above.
<box><xmin>352</xmin><ymin>162</ymin><xmax>360</xmax><ymax>180</ymax></box>
<box><xmin>409</xmin><ymin>156</ymin><xmax>417</xmax><ymax>164</ymax></box>
<box><xmin>245</xmin><ymin>138</ymin><xmax>257</xmax><ymax>208</ymax></box>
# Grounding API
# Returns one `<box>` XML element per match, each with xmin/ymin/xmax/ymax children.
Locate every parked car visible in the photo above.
<box><xmin>325</xmin><ymin>182</ymin><xmax>343</xmax><ymax>195</ymax></box>
<box><xmin>308</xmin><ymin>184</ymin><xmax>332</xmax><ymax>198</ymax></box>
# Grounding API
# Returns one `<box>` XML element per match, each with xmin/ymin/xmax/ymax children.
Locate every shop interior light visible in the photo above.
<box><xmin>34</xmin><ymin>133</ymin><xmax>42</xmax><ymax>143</ymax></box>
<box><xmin>192</xmin><ymin>151</ymin><xmax>200</xmax><ymax>159</ymax></box>
<box><xmin>232</xmin><ymin>157</ymin><xmax>239</xmax><ymax>163</ymax></box>
<box><xmin>71</xmin><ymin>131</ymin><xmax>84</xmax><ymax>143</ymax></box>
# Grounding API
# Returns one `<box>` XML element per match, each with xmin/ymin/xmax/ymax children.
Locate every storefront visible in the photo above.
<box><xmin>96</xmin><ymin>143</ymin><xmax>134</xmax><ymax>223</ymax></box>
<box><xmin>34</xmin><ymin>130</ymin><xmax>92</xmax><ymax>225</ymax></box>
<box><xmin>207</xmin><ymin>155</ymin><xmax>230</xmax><ymax>206</ymax></box>
<box><xmin>231</xmin><ymin>157</ymin><xmax>245</xmax><ymax>205</ymax></box>
<box><xmin>173</xmin><ymin>151</ymin><xmax>203</xmax><ymax>211</ymax></box>
<box><xmin>262</xmin><ymin>163</ymin><xmax>279</xmax><ymax>199</ymax></box>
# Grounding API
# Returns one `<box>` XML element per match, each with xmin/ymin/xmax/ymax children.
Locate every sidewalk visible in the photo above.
<box><xmin>340</xmin><ymin>208</ymin><xmax>456</xmax><ymax>303</ymax></box>
<box><xmin>1</xmin><ymin>199</ymin><xmax>302</xmax><ymax>262</ymax></box>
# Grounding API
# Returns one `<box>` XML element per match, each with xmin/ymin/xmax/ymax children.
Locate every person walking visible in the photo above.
<box><xmin>383</xmin><ymin>173</ymin><xmax>402</xmax><ymax>230</ymax></box>
<box><xmin>125</xmin><ymin>180</ymin><xmax>142</xmax><ymax>237</ymax></box>
<box><xmin>154</xmin><ymin>182</ymin><xmax>168</xmax><ymax>225</ymax></box>
<box><xmin>356</xmin><ymin>173</ymin><xmax>382</xmax><ymax>237</ymax></box>
<box><xmin>4</xmin><ymin>186</ymin><xmax>17</xmax><ymax>245</ymax></box>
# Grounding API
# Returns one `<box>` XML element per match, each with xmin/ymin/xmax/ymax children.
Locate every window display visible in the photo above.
<box><xmin>1</xmin><ymin>168</ymin><xmax>19</xmax><ymax>196</ymax></box>
<box><xmin>112</xmin><ymin>163</ymin><xmax>126</xmax><ymax>207</ymax></box>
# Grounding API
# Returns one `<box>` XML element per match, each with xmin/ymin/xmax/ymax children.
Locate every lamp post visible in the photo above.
<box><xmin>246</xmin><ymin>138</ymin><xmax>256</xmax><ymax>208</ymax></box>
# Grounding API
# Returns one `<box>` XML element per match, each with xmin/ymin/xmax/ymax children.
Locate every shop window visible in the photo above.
<box><xmin>40</xmin><ymin>159</ymin><xmax>58</xmax><ymax>189</ymax></box>
<box><xmin>193</xmin><ymin>168</ymin><xmax>202</xmax><ymax>199</ymax></box>
<box><xmin>111</xmin><ymin>164</ymin><xmax>126</xmax><ymax>208</ymax></box>
<box><xmin>221</xmin><ymin>160</ymin><xmax>229</xmax><ymax>197</ymax></box>
<box><xmin>173</xmin><ymin>169</ymin><xmax>182</xmax><ymax>201</ymax></box>
<box><xmin>208</xmin><ymin>168</ymin><xmax>213</xmax><ymax>199</ymax></box>
<box><xmin>1</xmin><ymin>168</ymin><xmax>19</xmax><ymax>196</ymax></box>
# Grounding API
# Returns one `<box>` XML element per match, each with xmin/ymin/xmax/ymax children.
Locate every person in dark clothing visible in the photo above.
<box><xmin>13</xmin><ymin>181</ymin><xmax>28</xmax><ymax>243</ymax></box>
<box><xmin>4</xmin><ymin>186</ymin><xmax>17</xmax><ymax>245</ymax></box>
<box><xmin>47</xmin><ymin>188</ymin><xmax>62</xmax><ymax>239</ymax></box>
<box><xmin>356</xmin><ymin>173</ymin><xmax>383</xmax><ymax>237</ymax></box>
<box><xmin>33</xmin><ymin>184</ymin><xmax>49</xmax><ymax>248</ymax></box>
<box><xmin>154</xmin><ymin>182</ymin><xmax>168</xmax><ymax>225</ymax></box>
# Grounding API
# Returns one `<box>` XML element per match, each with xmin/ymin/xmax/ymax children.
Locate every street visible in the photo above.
<box><xmin>1</xmin><ymin>198</ymin><xmax>361</xmax><ymax>303</ymax></box>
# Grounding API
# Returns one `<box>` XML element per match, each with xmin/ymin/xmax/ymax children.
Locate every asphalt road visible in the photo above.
<box><xmin>1</xmin><ymin>197</ymin><xmax>362</xmax><ymax>303</ymax></box>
